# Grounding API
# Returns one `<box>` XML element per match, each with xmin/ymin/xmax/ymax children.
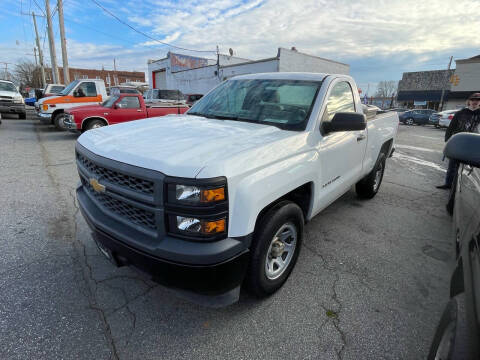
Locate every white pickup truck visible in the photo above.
<box><xmin>75</xmin><ymin>73</ymin><xmax>398</xmax><ymax>306</ymax></box>
<box><xmin>37</xmin><ymin>79</ymin><xmax>107</xmax><ymax>129</ymax></box>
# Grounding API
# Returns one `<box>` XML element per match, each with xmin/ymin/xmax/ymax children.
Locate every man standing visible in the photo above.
<box><xmin>436</xmin><ymin>93</ymin><xmax>480</xmax><ymax>189</ymax></box>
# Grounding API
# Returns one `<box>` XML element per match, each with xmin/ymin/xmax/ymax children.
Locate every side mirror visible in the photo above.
<box><xmin>114</xmin><ymin>103</ymin><xmax>124</xmax><ymax>109</ymax></box>
<box><xmin>323</xmin><ymin>112</ymin><xmax>366</xmax><ymax>133</ymax></box>
<box><xmin>444</xmin><ymin>133</ymin><xmax>480</xmax><ymax>167</ymax></box>
<box><xmin>73</xmin><ymin>90</ymin><xmax>78</xmax><ymax>97</ymax></box>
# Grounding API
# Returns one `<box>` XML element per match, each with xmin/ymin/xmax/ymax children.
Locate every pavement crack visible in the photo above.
<box><xmin>331</xmin><ymin>273</ymin><xmax>346</xmax><ymax>360</ymax></box>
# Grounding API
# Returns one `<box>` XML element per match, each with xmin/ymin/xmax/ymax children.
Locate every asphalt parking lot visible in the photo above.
<box><xmin>0</xmin><ymin>110</ymin><xmax>454</xmax><ymax>359</ymax></box>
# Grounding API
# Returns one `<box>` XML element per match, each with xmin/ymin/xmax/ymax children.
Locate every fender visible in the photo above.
<box><xmin>81</xmin><ymin>116</ymin><xmax>110</xmax><ymax>130</ymax></box>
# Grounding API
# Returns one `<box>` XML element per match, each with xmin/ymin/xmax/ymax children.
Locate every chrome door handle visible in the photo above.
<box><xmin>137</xmin><ymin>110</ymin><xmax>142</xmax><ymax>112</ymax></box>
<box><xmin>357</xmin><ymin>134</ymin><xmax>366</xmax><ymax>141</ymax></box>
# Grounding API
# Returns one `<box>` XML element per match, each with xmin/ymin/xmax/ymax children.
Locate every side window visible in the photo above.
<box><xmin>324</xmin><ymin>81</ymin><xmax>355</xmax><ymax>121</ymax></box>
<box><xmin>76</xmin><ymin>82</ymin><xmax>97</xmax><ymax>97</ymax></box>
<box><xmin>117</xmin><ymin>96</ymin><xmax>140</xmax><ymax>109</ymax></box>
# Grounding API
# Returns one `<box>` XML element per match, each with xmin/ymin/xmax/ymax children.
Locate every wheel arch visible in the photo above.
<box><xmin>81</xmin><ymin>116</ymin><xmax>109</xmax><ymax>131</ymax></box>
<box><xmin>252</xmin><ymin>182</ymin><xmax>313</xmax><ymax>236</ymax></box>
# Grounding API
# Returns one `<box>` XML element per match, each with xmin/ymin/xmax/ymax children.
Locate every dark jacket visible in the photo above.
<box><xmin>445</xmin><ymin>108</ymin><xmax>480</xmax><ymax>141</ymax></box>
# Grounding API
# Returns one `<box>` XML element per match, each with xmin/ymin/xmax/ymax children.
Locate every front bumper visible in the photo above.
<box><xmin>63</xmin><ymin>116</ymin><xmax>79</xmax><ymax>131</ymax></box>
<box><xmin>38</xmin><ymin>112</ymin><xmax>52</xmax><ymax>124</ymax></box>
<box><xmin>77</xmin><ymin>184</ymin><xmax>250</xmax><ymax>303</ymax></box>
<box><xmin>0</xmin><ymin>104</ymin><xmax>25</xmax><ymax>114</ymax></box>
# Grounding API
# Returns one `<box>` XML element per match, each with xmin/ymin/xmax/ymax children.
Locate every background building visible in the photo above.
<box><xmin>445</xmin><ymin>55</ymin><xmax>480</xmax><ymax>109</ymax></box>
<box><xmin>45</xmin><ymin>67</ymin><xmax>145</xmax><ymax>86</ymax></box>
<box><xmin>147</xmin><ymin>48</ymin><xmax>349</xmax><ymax>95</ymax></box>
<box><xmin>396</xmin><ymin>69</ymin><xmax>454</xmax><ymax>110</ymax></box>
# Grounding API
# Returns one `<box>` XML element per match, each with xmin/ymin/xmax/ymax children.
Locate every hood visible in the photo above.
<box><xmin>0</xmin><ymin>90</ymin><xmax>21</xmax><ymax>98</ymax></box>
<box><xmin>67</xmin><ymin>104</ymin><xmax>105</xmax><ymax>114</ymax></box>
<box><xmin>77</xmin><ymin>115</ymin><xmax>305</xmax><ymax>178</ymax></box>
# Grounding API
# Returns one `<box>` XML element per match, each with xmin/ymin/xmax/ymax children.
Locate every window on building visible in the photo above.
<box><xmin>96</xmin><ymin>76</ymin><xmax>100</xmax><ymax>80</ymax></box>
<box><xmin>125</xmin><ymin>78</ymin><xmax>130</xmax><ymax>82</ymax></box>
<box><xmin>81</xmin><ymin>75</ymin><xmax>88</xmax><ymax>79</ymax></box>
<box><xmin>74</xmin><ymin>73</ymin><xmax>79</xmax><ymax>80</ymax></box>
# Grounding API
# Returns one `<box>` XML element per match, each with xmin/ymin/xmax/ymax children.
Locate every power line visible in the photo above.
<box><xmin>89</xmin><ymin>0</ymin><xmax>215</xmax><ymax>54</ymax></box>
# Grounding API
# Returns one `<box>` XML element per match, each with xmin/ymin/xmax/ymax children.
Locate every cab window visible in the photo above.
<box><xmin>322</xmin><ymin>81</ymin><xmax>356</xmax><ymax>126</ymax></box>
<box><xmin>117</xmin><ymin>96</ymin><xmax>140</xmax><ymax>109</ymax></box>
<box><xmin>75</xmin><ymin>82</ymin><xmax>97</xmax><ymax>97</ymax></box>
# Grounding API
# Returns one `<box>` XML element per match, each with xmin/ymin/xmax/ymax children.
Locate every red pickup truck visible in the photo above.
<box><xmin>63</xmin><ymin>93</ymin><xmax>189</xmax><ymax>132</ymax></box>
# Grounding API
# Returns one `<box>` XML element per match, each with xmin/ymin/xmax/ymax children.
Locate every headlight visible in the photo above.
<box><xmin>165</xmin><ymin>177</ymin><xmax>228</xmax><ymax>240</ymax></box>
<box><xmin>176</xmin><ymin>216</ymin><xmax>226</xmax><ymax>235</ymax></box>
<box><xmin>175</xmin><ymin>185</ymin><xmax>225</xmax><ymax>203</ymax></box>
<box><xmin>13</xmin><ymin>97</ymin><xmax>23</xmax><ymax>104</ymax></box>
<box><xmin>168</xmin><ymin>183</ymin><xmax>226</xmax><ymax>205</ymax></box>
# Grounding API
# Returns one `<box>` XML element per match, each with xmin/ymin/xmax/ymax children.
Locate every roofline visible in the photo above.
<box><xmin>220</xmin><ymin>57</ymin><xmax>279</xmax><ymax>69</ymax></box>
<box><xmin>278</xmin><ymin>47</ymin><xmax>349</xmax><ymax>67</ymax></box>
<box><xmin>455</xmin><ymin>57</ymin><xmax>480</xmax><ymax>64</ymax></box>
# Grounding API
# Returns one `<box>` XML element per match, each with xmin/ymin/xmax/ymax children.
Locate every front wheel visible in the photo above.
<box><xmin>53</xmin><ymin>113</ymin><xmax>65</xmax><ymax>130</ymax></box>
<box><xmin>405</xmin><ymin>117</ymin><xmax>414</xmax><ymax>125</ymax></box>
<box><xmin>246</xmin><ymin>201</ymin><xmax>304</xmax><ymax>297</ymax></box>
<box><xmin>356</xmin><ymin>153</ymin><xmax>386</xmax><ymax>199</ymax></box>
<box><xmin>84</xmin><ymin>119</ymin><xmax>106</xmax><ymax>131</ymax></box>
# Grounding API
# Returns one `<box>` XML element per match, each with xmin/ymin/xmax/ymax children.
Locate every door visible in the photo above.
<box><xmin>316</xmin><ymin>80</ymin><xmax>367</xmax><ymax>207</ymax></box>
<box><xmin>111</xmin><ymin>96</ymin><xmax>146</xmax><ymax>124</ymax></box>
<box><xmin>154</xmin><ymin>70</ymin><xmax>166</xmax><ymax>89</ymax></box>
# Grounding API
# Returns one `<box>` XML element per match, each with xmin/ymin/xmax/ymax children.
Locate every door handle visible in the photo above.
<box><xmin>357</xmin><ymin>134</ymin><xmax>366</xmax><ymax>141</ymax></box>
<box><xmin>137</xmin><ymin>110</ymin><xmax>142</xmax><ymax>112</ymax></box>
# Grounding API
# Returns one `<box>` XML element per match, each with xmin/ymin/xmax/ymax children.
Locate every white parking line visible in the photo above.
<box><xmin>395</xmin><ymin>144</ymin><xmax>442</xmax><ymax>154</ymax></box>
<box><xmin>393</xmin><ymin>152</ymin><xmax>446</xmax><ymax>172</ymax></box>
<box><xmin>412</xmin><ymin>135</ymin><xmax>441</xmax><ymax>140</ymax></box>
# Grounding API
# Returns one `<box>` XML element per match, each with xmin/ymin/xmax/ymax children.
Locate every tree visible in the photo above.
<box><xmin>375</xmin><ymin>80</ymin><xmax>397</xmax><ymax>108</ymax></box>
<box><xmin>13</xmin><ymin>60</ymin><xmax>43</xmax><ymax>90</ymax></box>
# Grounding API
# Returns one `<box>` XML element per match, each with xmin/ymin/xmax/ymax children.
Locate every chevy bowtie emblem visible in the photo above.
<box><xmin>89</xmin><ymin>178</ymin><xmax>106</xmax><ymax>193</ymax></box>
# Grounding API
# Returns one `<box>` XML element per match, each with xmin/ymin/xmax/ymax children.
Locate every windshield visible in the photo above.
<box><xmin>0</xmin><ymin>82</ymin><xmax>17</xmax><ymax>92</ymax></box>
<box><xmin>59</xmin><ymin>80</ymin><xmax>79</xmax><ymax>96</ymax></box>
<box><xmin>188</xmin><ymin>79</ymin><xmax>321</xmax><ymax>131</ymax></box>
<box><xmin>102</xmin><ymin>95</ymin><xmax>119</xmax><ymax>107</ymax></box>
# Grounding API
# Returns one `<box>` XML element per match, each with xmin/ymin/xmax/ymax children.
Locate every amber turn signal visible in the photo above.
<box><xmin>202</xmin><ymin>219</ymin><xmax>226</xmax><ymax>233</ymax></box>
<box><xmin>201</xmin><ymin>187</ymin><xmax>225</xmax><ymax>202</ymax></box>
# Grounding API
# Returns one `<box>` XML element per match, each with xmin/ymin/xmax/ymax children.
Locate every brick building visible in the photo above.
<box><xmin>45</xmin><ymin>67</ymin><xmax>145</xmax><ymax>86</ymax></box>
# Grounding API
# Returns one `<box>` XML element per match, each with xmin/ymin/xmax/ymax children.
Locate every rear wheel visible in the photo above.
<box><xmin>246</xmin><ymin>201</ymin><xmax>304</xmax><ymax>297</ymax></box>
<box><xmin>84</xmin><ymin>119</ymin><xmax>107</xmax><ymax>131</ymax></box>
<box><xmin>356</xmin><ymin>153</ymin><xmax>386</xmax><ymax>199</ymax></box>
<box><xmin>405</xmin><ymin>117</ymin><xmax>414</xmax><ymax>125</ymax></box>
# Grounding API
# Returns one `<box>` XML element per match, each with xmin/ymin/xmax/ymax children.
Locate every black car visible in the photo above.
<box><xmin>399</xmin><ymin>109</ymin><xmax>437</xmax><ymax>125</ymax></box>
<box><xmin>428</xmin><ymin>133</ymin><xmax>480</xmax><ymax>359</ymax></box>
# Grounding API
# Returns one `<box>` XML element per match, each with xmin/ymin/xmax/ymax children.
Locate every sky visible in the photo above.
<box><xmin>2</xmin><ymin>0</ymin><xmax>480</xmax><ymax>94</ymax></box>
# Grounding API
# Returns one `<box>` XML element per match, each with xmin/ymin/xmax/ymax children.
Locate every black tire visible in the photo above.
<box><xmin>405</xmin><ymin>117</ymin><xmax>414</xmax><ymax>125</ymax></box>
<box><xmin>356</xmin><ymin>153</ymin><xmax>386</xmax><ymax>199</ymax></box>
<box><xmin>18</xmin><ymin>112</ymin><xmax>26</xmax><ymax>120</ymax></box>
<box><xmin>53</xmin><ymin>112</ymin><xmax>65</xmax><ymax>130</ymax></box>
<box><xmin>84</xmin><ymin>119</ymin><xmax>106</xmax><ymax>131</ymax></box>
<box><xmin>428</xmin><ymin>293</ymin><xmax>473</xmax><ymax>360</ymax></box>
<box><xmin>245</xmin><ymin>201</ymin><xmax>304</xmax><ymax>297</ymax></box>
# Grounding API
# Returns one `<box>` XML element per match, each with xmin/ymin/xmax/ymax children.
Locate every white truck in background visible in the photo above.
<box><xmin>37</xmin><ymin>79</ymin><xmax>107</xmax><ymax>129</ymax></box>
<box><xmin>75</xmin><ymin>72</ymin><xmax>398</xmax><ymax>306</ymax></box>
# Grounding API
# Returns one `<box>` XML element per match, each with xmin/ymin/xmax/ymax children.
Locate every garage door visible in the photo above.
<box><xmin>154</xmin><ymin>70</ymin><xmax>166</xmax><ymax>89</ymax></box>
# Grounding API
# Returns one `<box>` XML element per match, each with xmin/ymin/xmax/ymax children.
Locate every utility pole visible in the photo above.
<box><xmin>113</xmin><ymin>58</ymin><xmax>117</xmax><ymax>85</ymax></box>
<box><xmin>57</xmin><ymin>0</ymin><xmax>69</xmax><ymax>84</ymax></box>
<box><xmin>45</xmin><ymin>0</ymin><xmax>59</xmax><ymax>84</ymax></box>
<box><xmin>439</xmin><ymin>56</ymin><xmax>453</xmax><ymax>111</ymax></box>
<box><xmin>34</xmin><ymin>47</ymin><xmax>38</xmax><ymax>65</ymax></box>
<box><xmin>32</xmin><ymin>12</ymin><xmax>47</xmax><ymax>88</ymax></box>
